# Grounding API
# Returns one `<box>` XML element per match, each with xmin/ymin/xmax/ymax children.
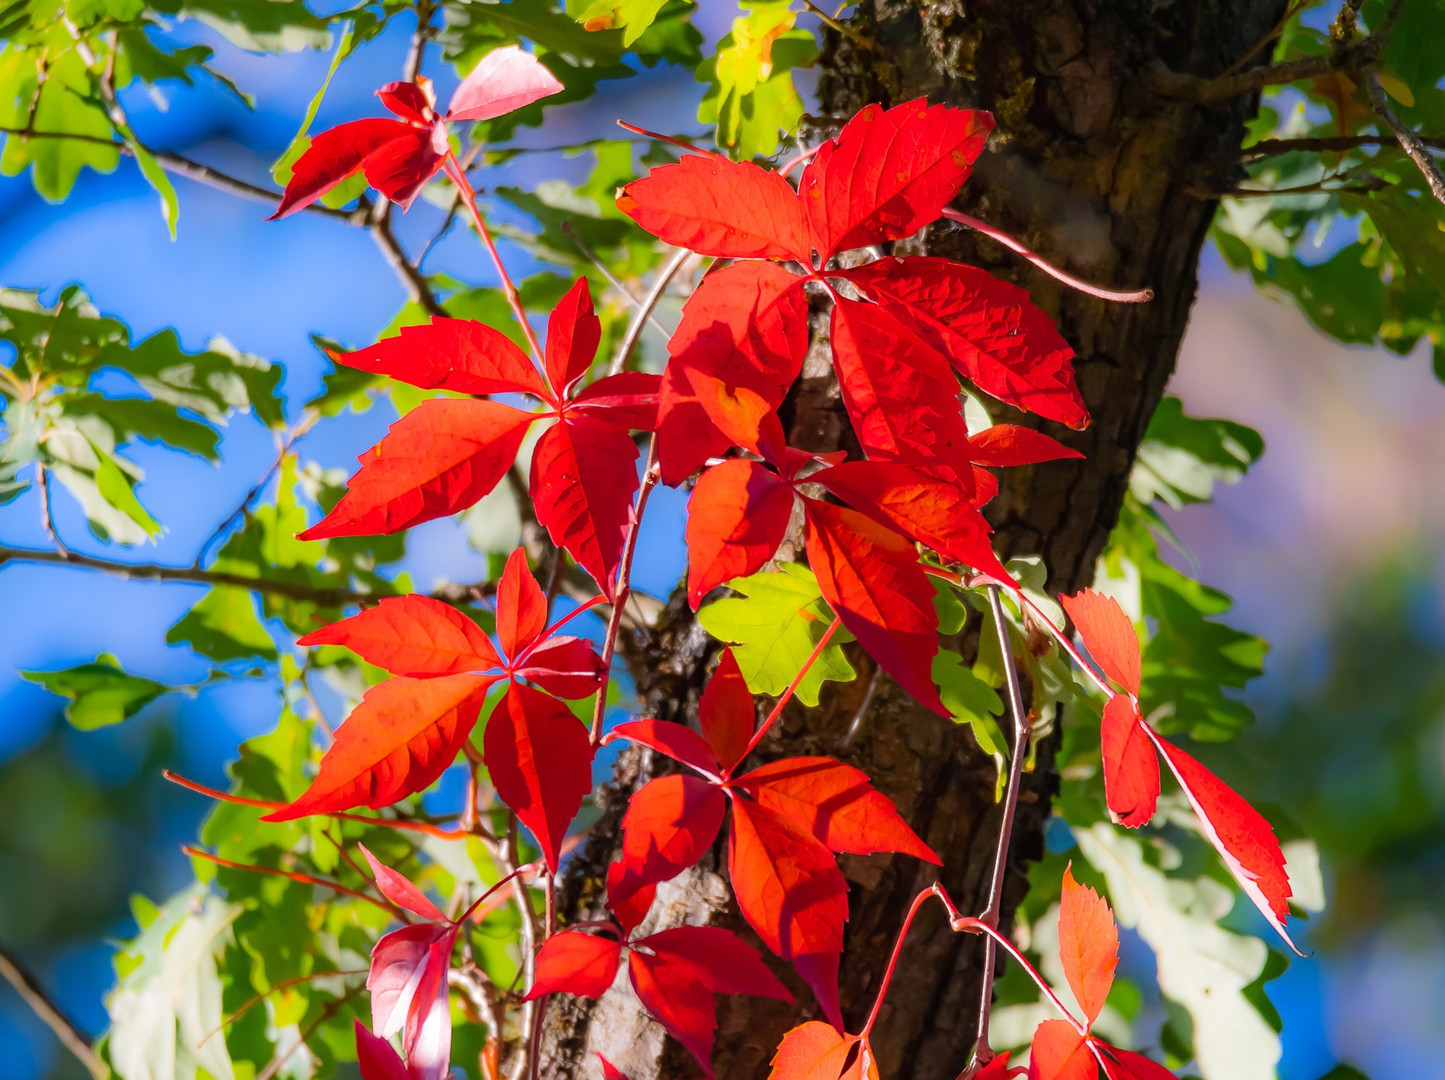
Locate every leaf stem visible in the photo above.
<box><xmin>731</xmin><ymin>614</ymin><xmax>845</xmax><ymax>772</ymax></box>
<box><xmin>860</xmin><ymin>887</ymin><xmax>937</xmax><ymax>1036</ymax></box>
<box><xmin>950</xmin><ymin>917</ymin><xmax>1085</xmax><ymax>1036</ymax></box>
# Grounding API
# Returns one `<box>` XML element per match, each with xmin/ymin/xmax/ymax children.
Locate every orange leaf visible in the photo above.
<box><xmin>1057</xmin><ymin>865</ymin><xmax>1118</xmax><ymax>1029</ymax></box>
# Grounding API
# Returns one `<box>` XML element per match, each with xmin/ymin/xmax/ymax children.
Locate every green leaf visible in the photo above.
<box><xmin>697</xmin><ymin>1</ymin><xmax>815</xmax><ymax>159</ymax></box>
<box><xmin>95</xmin><ymin>450</ymin><xmax>162</xmax><ymax>538</ymax></box>
<box><xmin>0</xmin><ymin>48</ymin><xmax>120</xmax><ymax>201</ymax></box>
<box><xmin>572</xmin><ymin>0</ymin><xmax>670</xmax><ymax>46</ymax></box>
<box><xmin>698</xmin><ymin>562</ymin><xmax>856</xmax><ymax>706</ymax></box>
<box><xmin>128</xmin><ymin>136</ymin><xmax>180</xmax><ymax>238</ymax></box>
<box><xmin>1131</xmin><ymin>397</ymin><xmax>1264</xmax><ymax>508</ymax></box>
<box><xmin>22</xmin><ymin>653</ymin><xmax>169</xmax><ymax>729</ymax></box>
<box><xmin>167</xmin><ymin>587</ymin><xmax>278</xmax><ymax>662</ymax></box>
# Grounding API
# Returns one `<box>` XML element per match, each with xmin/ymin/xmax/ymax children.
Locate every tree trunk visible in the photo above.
<box><xmin>542</xmin><ymin>2</ymin><xmax>1285</xmax><ymax>1078</ymax></box>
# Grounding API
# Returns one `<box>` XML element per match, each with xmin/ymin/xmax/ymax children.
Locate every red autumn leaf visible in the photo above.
<box><xmin>527</xmin><ymin>930</ymin><xmax>624</xmax><ymax>998</ymax></box>
<box><xmin>1100</xmin><ymin>695</ymin><xmax>1159</xmax><ymax>828</ymax></box>
<box><xmin>828</xmin><ymin>297</ymin><xmax>977</xmax><ymax>485</ymax></box>
<box><xmin>544</xmin><ymin>277</ymin><xmax>602</xmax><ymax>397</ymax></box>
<box><xmin>605</xmin><ymin>861</ymin><xmax>655</xmax><ymax>936</ymax></box>
<box><xmin>495</xmin><ymin>547</ymin><xmax>548</xmax><ymax>660</ymax></box>
<box><xmin>299</xmin><ymin>399</ymin><xmax>533</xmax><ymax>540</ymax></box>
<box><xmin>567</xmin><ymin>371</ymin><xmax>662</xmax><ymax>430</ymax></box>
<box><xmin>369</xmin><ymin>923</ymin><xmax>456</xmax><ymax>1080</ymax></box>
<box><xmin>360</xmin><ymin>844</ymin><xmax>448</xmax><ymax>922</ymax></box>
<box><xmin>531</xmin><ymin>413</ymin><xmax>640</xmax><ymax>599</ymax></box>
<box><xmin>656</xmin><ymin>262</ymin><xmax>808</xmax><ymax>484</ymax></box>
<box><xmin>768</xmin><ymin>1022</ymin><xmax>877</xmax><ymax>1080</ymax></box>
<box><xmin>698</xmin><ymin>648</ymin><xmax>756</xmax><ymax>774</ymax></box>
<box><xmin>484</xmin><ymin>682</ymin><xmax>594</xmax><ymax>871</ymax></box>
<box><xmin>355</xmin><ymin>1020</ymin><xmax>417</xmax><ymax>1080</ymax></box>
<box><xmin>263</xmin><ymin>673</ymin><xmax>496</xmax><ymax>821</ymax></box>
<box><xmin>735</xmin><ymin>757</ymin><xmax>939</xmax><ymax>864</ymax></box>
<box><xmin>728</xmin><ymin>797</ymin><xmax>849</xmax><ymax>1025</ymax></box>
<box><xmin>1059</xmin><ymin>589</ymin><xmax>1142</xmax><ymax>697</ymax></box>
<box><xmin>608</xmin><ymin>719</ymin><xmax>722</xmax><ymax>777</ymax></box>
<box><xmin>974</xmin><ymin>1053</ymin><xmax>1014</xmax><ymax>1080</ymax></box>
<box><xmin>298</xmin><ymin>595</ymin><xmax>500</xmax><ymax>677</ymax></box>
<box><xmin>597</xmin><ymin>1056</ymin><xmax>628</xmax><ymax>1080</ymax></box>
<box><xmin>333</xmin><ymin>318</ymin><xmax>548</xmax><ymax>398</ymax></box>
<box><xmin>1150</xmin><ymin>733</ymin><xmax>1298</xmax><ymax>953</ymax></box>
<box><xmin>618</xmin><ymin>153</ymin><xmax>811</xmax><ymax>263</ymax></box>
<box><xmin>845</xmin><ymin>256</ymin><xmax>1087</xmax><ymax>430</ymax></box>
<box><xmin>798</xmin><ymin>99</ymin><xmax>994</xmax><ymax>258</ymax></box>
<box><xmin>1057</xmin><ymin>865</ymin><xmax>1118</xmax><ymax>1029</ymax></box>
<box><xmin>803</xmin><ymin>499</ymin><xmax>945</xmax><ymax>716</ymax></box>
<box><xmin>445</xmin><ymin>45</ymin><xmax>564</xmax><ymax>124</ymax></box>
<box><xmin>1028</xmin><ymin>1020</ymin><xmax>1094</xmax><ymax>1080</ymax></box>
<box><xmin>269</xmin><ymin>118</ymin><xmax>423</xmax><ymax>220</ymax></box>
<box><xmin>966</xmin><ymin>425</ymin><xmax>1084</xmax><ymax>468</ymax></box>
<box><xmin>1098</xmin><ymin>1046</ymin><xmax>1178</xmax><ymax>1080</ymax></box>
<box><xmin>685</xmin><ymin>458</ymin><xmax>793</xmax><ymax>609</ymax></box>
<box><xmin>513</xmin><ymin>636</ymin><xmax>607</xmax><ymax>700</ymax></box>
<box><xmin>813</xmin><ymin>460</ymin><xmax>1013</xmax><ymax>584</ymax></box>
<box><xmin>358</xmin><ymin>126</ymin><xmax>448</xmax><ymax>214</ymax></box>
<box><xmin>613</xmin><ymin>774</ymin><xmax>728</xmax><ymax>904</ymax></box>
<box><xmin>628</xmin><ymin>925</ymin><xmax>790</xmax><ymax>1075</ymax></box>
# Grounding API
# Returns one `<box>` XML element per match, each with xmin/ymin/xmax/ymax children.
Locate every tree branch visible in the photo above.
<box><xmin>1147</xmin><ymin>43</ymin><xmax>1380</xmax><ymax>104</ymax></box>
<box><xmin>371</xmin><ymin>212</ymin><xmax>449</xmax><ymax>317</ymax></box>
<box><xmin>1240</xmin><ymin>132</ymin><xmax>1445</xmax><ymax>157</ymax></box>
<box><xmin>0</xmin><ymin>941</ymin><xmax>106</xmax><ymax>1080</ymax></box>
<box><xmin>1365</xmin><ymin>68</ymin><xmax>1445</xmax><ymax>205</ymax></box>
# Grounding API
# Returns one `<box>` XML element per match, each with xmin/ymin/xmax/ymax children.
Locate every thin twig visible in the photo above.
<box><xmin>609</xmin><ymin>247</ymin><xmax>690</xmax><ymax>376</ymax></box>
<box><xmin>0</xmin><ymin>942</ymin><xmax>106</xmax><ymax>1080</ymax></box>
<box><xmin>1187</xmin><ymin>173</ymin><xmax>1387</xmax><ymax>199</ymax></box>
<box><xmin>561</xmin><ymin>221</ymin><xmax>670</xmax><ymax>340</ymax></box>
<box><xmin>1217</xmin><ymin>0</ymin><xmax>1309</xmax><ymax>80</ymax></box>
<box><xmin>1365</xmin><ymin>68</ymin><xmax>1445</xmax><ymax>205</ymax></box>
<box><xmin>1147</xmin><ymin>45</ymin><xmax>1380</xmax><ymax>104</ymax></box>
<box><xmin>1239</xmin><ymin>132</ymin><xmax>1445</xmax><ymax>157</ymax></box>
<box><xmin>255</xmin><ymin>984</ymin><xmax>362</xmax><ymax>1080</ymax></box>
<box><xmin>372</xmin><ymin>212</ymin><xmax>448</xmax><ymax>317</ymax></box>
<box><xmin>403</xmin><ymin>0</ymin><xmax>434</xmax><ymax>84</ymax></box>
<box><xmin>35</xmin><ymin>464</ymin><xmax>71</xmax><ymax>560</ymax></box>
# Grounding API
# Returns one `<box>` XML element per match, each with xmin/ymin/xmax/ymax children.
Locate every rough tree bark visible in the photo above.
<box><xmin>541</xmin><ymin>3</ymin><xmax>1287</xmax><ymax>1078</ymax></box>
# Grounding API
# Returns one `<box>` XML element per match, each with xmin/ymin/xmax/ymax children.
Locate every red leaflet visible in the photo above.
<box><xmin>483</xmin><ymin>682</ymin><xmax>594</xmax><ymax>871</ymax></box>
<box><xmin>598</xmin><ymin>1056</ymin><xmax>629</xmax><ymax>1080</ymax></box>
<box><xmin>698</xmin><ymin>649</ymin><xmax>755</xmax><ymax>774</ymax></box>
<box><xmin>531</xmin><ymin>414</ymin><xmax>640</xmax><ymax>599</ymax></box>
<box><xmin>735</xmin><ymin>758</ymin><xmax>939</xmax><ymax>864</ymax></box>
<box><xmin>605</xmin><ymin>861</ymin><xmax>655</xmax><ymax>936</ymax></box>
<box><xmin>803</xmin><ymin>499</ymin><xmax>946</xmax><ymax>716</ymax></box>
<box><xmin>335</xmin><ymin>318</ymin><xmax>547</xmax><ymax>397</ymax></box>
<box><xmin>1028</xmin><ymin>1020</ymin><xmax>1094</xmax><ymax>1080</ymax></box>
<box><xmin>618</xmin><ymin>154</ymin><xmax>811</xmax><ymax>263</ymax></box>
<box><xmin>544</xmin><ymin>278</ymin><xmax>602</xmax><ymax>397</ymax></box>
<box><xmin>355</xmin><ymin>1020</ymin><xmax>417</xmax><ymax>1080</ymax></box>
<box><xmin>846</xmin><ymin>257</ymin><xmax>1087</xmax><ymax>430</ymax></box>
<box><xmin>299</xmin><ymin>399</ymin><xmax>533</xmax><ymax>540</ymax></box>
<box><xmin>768</xmin><ymin>1022</ymin><xmax>876</xmax><ymax>1080</ymax></box>
<box><xmin>613</xmin><ymin>774</ymin><xmax>727</xmax><ymax>906</ymax></box>
<box><xmin>798</xmin><ymin>100</ymin><xmax>994</xmax><ymax>258</ymax></box>
<box><xmin>361</xmin><ymin>844</ymin><xmax>447</xmax><ymax>922</ymax></box>
<box><xmin>513</xmin><ymin>636</ymin><xmax>607</xmax><ymax>700</ymax></box>
<box><xmin>298</xmin><ymin>595</ymin><xmax>500</xmax><ymax>677</ymax></box>
<box><xmin>1098</xmin><ymin>1047</ymin><xmax>1180</xmax><ymax>1080</ymax></box>
<box><xmin>569</xmin><ymin>371</ymin><xmax>662</xmax><ymax>430</ymax></box>
<box><xmin>529</xmin><ymin>930</ymin><xmax>624</xmax><ymax>998</ymax></box>
<box><xmin>974</xmin><ymin>1054</ymin><xmax>1014</xmax><ymax>1080</ymax></box>
<box><xmin>728</xmin><ymin>797</ymin><xmax>849</xmax><ymax>1026</ymax></box>
<box><xmin>1099</xmin><ymin>695</ymin><xmax>1159</xmax><ymax>828</ymax></box>
<box><xmin>1059</xmin><ymin>589</ymin><xmax>1142</xmax><ymax>697</ymax></box>
<box><xmin>271</xmin><ymin>118</ymin><xmax>430</xmax><ymax>220</ymax></box>
<box><xmin>685</xmin><ymin>458</ymin><xmax>793</xmax><ymax>608</ymax></box>
<box><xmin>495</xmin><ymin>547</ymin><xmax>548</xmax><ymax>660</ymax></box>
<box><xmin>1151</xmin><ymin>734</ymin><xmax>1298</xmax><ymax>954</ymax></box>
<box><xmin>966</xmin><ymin>425</ymin><xmax>1083</xmax><ymax>468</ymax></box>
<box><xmin>608</xmin><ymin>718</ymin><xmax>723</xmax><ymax>776</ymax></box>
<box><xmin>263</xmin><ymin>673</ymin><xmax>496</xmax><ymax>821</ymax></box>
<box><xmin>1057</xmin><ymin>865</ymin><xmax>1118</xmax><ymax>1028</ymax></box>
<box><xmin>445</xmin><ymin>45</ymin><xmax>565</xmax><ymax>124</ymax></box>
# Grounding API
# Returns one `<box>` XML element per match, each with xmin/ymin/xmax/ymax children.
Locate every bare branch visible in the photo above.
<box><xmin>371</xmin><ymin>213</ymin><xmax>449</xmax><ymax>318</ymax></box>
<box><xmin>1240</xmin><ymin>132</ymin><xmax>1445</xmax><ymax>157</ymax></box>
<box><xmin>1148</xmin><ymin>43</ymin><xmax>1379</xmax><ymax>104</ymax></box>
<box><xmin>609</xmin><ymin>247</ymin><xmax>690</xmax><ymax>376</ymax></box>
<box><xmin>1366</xmin><ymin>68</ymin><xmax>1445</xmax><ymax>205</ymax></box>
<box><xmin>35</xmin><ymin>464</ymin><xmax>72</xmax><ymax>561</ymax></box>
<box><xmin>0</xmin><ymin>941</ymin><xmax>107</xmax><ymax>1080</ymax></box>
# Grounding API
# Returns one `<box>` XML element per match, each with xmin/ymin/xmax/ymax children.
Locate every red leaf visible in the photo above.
<box><xmin>967</xmin><ymin>425</ymin><xmax>1084</xmax><ymax>467</ymax></box>
<box><xmin>1100</xmin><ymin>695</ymin><xmax>1159</xmax><ymax>828</ymax></box>
<box><xmin>360</xmin><ymin>844</ymin><xmax>448</xmax><ymax>922</ymax></box>
<box><xmin>298</xmin><ymin>399</ymin><xmax>533</xmax><ymax>540</ymax></box>
<box><xmin>526</xmin><ymin>930</ymin><xmax>623</xmax><ymax>999</ymax></box>
<box><xmin>698</xmin><ymin>649</ymin><xmax>756</xmax><ymax>774</ymax></box>
<box><xmin>531</xmin><ymin>415</ymin><xmax>640</xmax><ymax>599</ymax></box>
<box><xmin>828</xmin><ymin>297</ymin><xmax>976</xmax><ymax>484</ymax></box>
<box><xmin>679</xmin><ymin>368</ymin><xmax>786</xmax><ymax>462</ymax></box>
<box><xmin>403</xmin><ymin>949</ymin><xmax>452</xmax><ymax>1080</ymax></box>
<box><xmin>727</xmin><ymin>797</ymin><xmax>848</xmax><ymax>1022</ymax></box>
<box><xmin>299</xmin><ymin>595</ymin><xmax>500</xmax><ymax>677</ymax></box>
<box><xmin>368</xmin><ymin>923</ymin><xmax>452</xmax><ymax>1040</ymax></box>
<box><xmin>268</xmin><ymin>118</ymin><xmax>414</xmax><ymax>220</ymax></box>
<box><xmin>1028</xmin><ymin>1021</ymin><xmax>1094</xmax><ymax>1080</ymax></box>
<box><xmin>495</xmin><ymin>548</ymin><xmax>548</xmax><ymax>660</ymax></box>
<box><xmin>545</xmin><ymin>279</ymin><xmax>601</xmax><ymax>398</ymax></box>
<box><xmin>484</xmin><ymin>683</ymin><xmax>594</xmax><ymax>871</ymax></box>
<box><xmin>656</xmin><ymin>262</ymin><xmax>807</xmax><ymax>484</ymax></box>
<box><xmin>618</xmin><ymin>154</ymin><xmax>810</xmax><ymax>262</ymax></box>
<box><xmin>768</xmin><ymin>1022</ymin><xmax>876</xmax><ymax>1080</ymax></box>
<box><xmin>609</xmin><ymin>719</ymin><xmax>722</xmax><ymax>776</ymax></box>
<box><xmin>846</xmin><ymin>257</ymin><xmax>1087</xmax><ymax>430</ymax></box>
<box><xmin>605</xmin><ymin>861</ymin><xmax>655</xmax><ymax>936</ymax></box>
<box><xmin>628</xmin><ymin>926</ymin><xmax>790</xmax><ymax>1075</ymax></box>
<box><xmin>598</xmin><ymin>1056</ymin><xmax>629</xmax><ymax>1080</ymax></box>
<box><xmin>360</xmin><ymin>124</ymin><xmax>447</xmax><ymax>212</ymax></box>
<box><xmin>799</xmin><ymin>100</ymin><xmax>993</xmax><ymax>258</ymax></box>
<box><xmin>803</xmin><ymin>499</ymin><xmax>945</xmax><ymax>716</ymax></box>
<box><xmin>377</xmin><ymin>81</ymin><xmax>434</xmax><ymax>125</ymax></box>
<box><xmin>263</xmin><ymin>673</ymin><xmax>496</xmax><ymax>820</ymax></box>
<box><xmin>974</xmin><ymin>1053</ymin><xmax>1013</xmax><ymax>1080</ymax></box>
<box><xmin>614</xmin><ymin>774</ymin><xmax>727</xmax><ymax>904</ymax></box>
<box><xmin>1059</xmin><ymin>589</ymin><xmax>1141</xmax><ymax>697</ymax></box>
<box><xmin>1151</xmin><ymin>734</ymin><xmax>1298</xmax><ymax>953</ymax></box>
<box><xmin>446</xmin><ymin>44</ymin><xmax>564</xmax><ymax>123</ymax></box>
<box><xmin>736</xmin><ymin>757</ymin><xmax>939</xmax><ymax>864</ymax></box>
<box><xmin>685</xmin><ymin>459</ymin><xmax>793</xmax><ymax>609</ymax></box>
<box><xmin>335</xmin><ymin>318</ymin><xmax>548</xmax><ymax>398</ymax></box>
<box><xmin>355</xmin><ymin>1020</ymin><xmax>415</xmax><ymax>1080</ymax></box>
<box><xmin>514</xmin><ymin>636</ymin><xmax>606</xmax><ymax>699</ymax></box>
<box><xmin>813</xmin><ymin>460</ymin><xmax>1013</xmax><ymax>583</ymax></box>
<box><xmin>1098</xmin><ymin>1046</ymin><xmax>1177</xmax><ymax>1080</ymax></box>
<box><xmin>1058</xmin><ymin>865</ymin><xmax>1118</xmax><ymax>1029</ymax></box>
<box><xmin>569</xmin><ymin>371</ymin><xmax>661</xmax><ymax>430</ymax></box>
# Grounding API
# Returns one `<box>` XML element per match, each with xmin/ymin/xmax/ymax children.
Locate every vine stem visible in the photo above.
<box><xmin>731</xmin><ymin>614</ymin><xmax>844</xmax><ymax>772</ymax></box>
<box><xmin>181</xmin><ymin>846</ymin><xmax>405</xmax><ymax>919</ymax></box>
<box><xmin>860</xmin><ymin>886</ymin><xmax>936</xmax><ymax>1036</ymax></box>
<box><xmin>443</xmin><ymin>154</ymin><xmax>545</xmax><ymax>362</ymax></box>
<box><xmin>973</xmin><ymin>584</ymin><xmax>1032</xmax><ymax>1065</ymax></box>
<box><xmin>951</xmin><ymin>917</ymin><xmax>1085</xmax><ymax>1036</ymax></box>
